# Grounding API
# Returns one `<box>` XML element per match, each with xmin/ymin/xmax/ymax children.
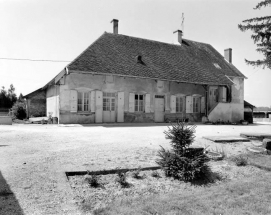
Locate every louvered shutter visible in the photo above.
<box><xmin>129</xmin><ymin>93</ymin><xmax>135</xmax><ymax>113</ymax></box>
<box><xmin>170</xmin><ymin>95</ymin><xmax>176</xmax><ymax>113</ymax></box>
<box><xmin>70</xmin><ymin>90</ymin><xmax>77</xmax><ymax>112</ymax></box>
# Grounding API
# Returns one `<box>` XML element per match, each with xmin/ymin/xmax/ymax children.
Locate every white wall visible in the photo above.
<box><xmin>46</xmin><ymin>96</ymin><xmax>59</xmax><ymax>118</ymax></box>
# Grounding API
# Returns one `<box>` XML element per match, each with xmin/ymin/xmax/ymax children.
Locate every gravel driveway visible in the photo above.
<box><xmin>0</xmin><ymin>122</ymin><xmax>270</xmax><ymax>214</ymax></box>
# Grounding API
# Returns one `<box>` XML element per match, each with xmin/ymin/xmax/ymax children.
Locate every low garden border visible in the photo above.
<box><xmin>65</xmin><ymin>166</ymin><xmax>161</xmax><ymax>179</ymax></box>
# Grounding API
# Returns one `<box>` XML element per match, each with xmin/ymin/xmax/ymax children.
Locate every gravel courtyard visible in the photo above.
<box><xmin>0</xmin><ymin>123</ymin><xmax>270</xmax><ymax>215</ymax></box>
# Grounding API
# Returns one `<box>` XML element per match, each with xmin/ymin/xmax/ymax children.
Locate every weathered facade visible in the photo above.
<box><xmin>25</xmin><ymin>20</ymin><xmax>246</xmax><ymax>124</ymax></box>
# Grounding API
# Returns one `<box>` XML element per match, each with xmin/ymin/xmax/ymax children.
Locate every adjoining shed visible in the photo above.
<box><xmin>24</xmin><ymin>88</ymin><xmax>46</xmax><ymax>118</ymax></box>
<box><xmin>244</xmin><ymin>100</ymin><xmax>255</xmax><ymax>123</ymax></box>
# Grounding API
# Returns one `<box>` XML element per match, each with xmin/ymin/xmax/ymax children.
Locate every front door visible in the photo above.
<box><xmin>154</xmin><ymin>95</ymin><xmax>165</xmax><ymax>122</ymax></box>
<box><xmin>103</xmin><ymin>92</ymin><xmax>116</xmax><ymax>123</ymax></box>
<box><xmin>209</xmin><ymin>87</ymin><xmax>218</xmax><ymax>110</ymax></box>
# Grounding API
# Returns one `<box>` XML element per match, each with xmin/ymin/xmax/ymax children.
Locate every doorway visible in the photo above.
<box><xmin>103</xmin><ymin>92</ymin><xmax>116</xmax><ymax>123</ymax></box>
<box><xmin>208</xmin><ymin>87</ymin><xmax>218</xmax><ymax>110</ymax></box>
<box><xmin>154</xmin><ymin>95</ymin><xmax>165</xmax><ymax>122</ymax></box>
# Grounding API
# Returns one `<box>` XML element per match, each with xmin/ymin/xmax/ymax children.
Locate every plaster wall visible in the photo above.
<box><xmin>208</xmin><ymin>77</ymin><xmax>244</xmax><ymax>122</ymax></box>
<box><xmin>208</xmin><ymin>103</ymin><xmax>243</xmax><ymax>122</ymax></box>
<box><xmin>57</xmin><ymin>73</ymin><xmax>205</xmax><ymax>124</ymax></box>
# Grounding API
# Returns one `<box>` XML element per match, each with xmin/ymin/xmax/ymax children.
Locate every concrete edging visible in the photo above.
<box><xmin>65</xmin><ymin>166</ymin><xmax>161</xmax><ymax>179</ymax></box>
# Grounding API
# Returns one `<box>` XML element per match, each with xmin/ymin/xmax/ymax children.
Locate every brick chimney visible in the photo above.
<box><xmin>111</xmin><ymin>19</ymin><xmax>119</xmax><ymax>34</ymax></box>
<box><xmin>224</xmin><ymin>48</ymin><xmax>232</xmax><ymax>63</ymax></box>
<box><xmin>173</xmin><ymin>30</ymin><xmax>183</xmax><ymax>45</ymax></box>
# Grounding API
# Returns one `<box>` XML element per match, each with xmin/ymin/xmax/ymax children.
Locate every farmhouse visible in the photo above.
<box><xmin>24</xmin><ymin>19</ymin><xmax>246</xmax><ymax>124</ymax></box>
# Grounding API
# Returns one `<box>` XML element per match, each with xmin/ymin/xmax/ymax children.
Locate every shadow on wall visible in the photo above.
<box><xmin>0</xmin><ymin>171</ymin><xmax>24</xmax><ymax>215</ymax></box>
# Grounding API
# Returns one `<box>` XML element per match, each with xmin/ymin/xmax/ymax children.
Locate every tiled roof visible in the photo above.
<box><xmin>67</xmin><ymin>32</ymin><xmax>246</xmax><ymax>85</ymax></box>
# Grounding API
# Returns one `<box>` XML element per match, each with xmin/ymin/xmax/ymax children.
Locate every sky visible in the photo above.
<box><xmin>0</xmin><ymin>0</ymin><xmax>270</xmax><ymax>107</ymax></box>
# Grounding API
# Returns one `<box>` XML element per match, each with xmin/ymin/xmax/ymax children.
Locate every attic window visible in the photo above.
<box><xmin>213</xmin><ymin>63</ymin><xmax>221</xmax><ymax>69</ymax></box>
<box><xmin>136</xmin><ymin>55</ymin><xmax>145</xmax><ymax>65</ymax></box>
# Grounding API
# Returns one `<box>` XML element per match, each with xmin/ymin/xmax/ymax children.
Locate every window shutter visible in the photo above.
<box><xmin>129</xmin><ymin>93</ymin><xmax>135</xmax><ymax>113</ymax></box>
<box><xmin>186</xmin><ymin>96</ymin><xmax>192</xmax><ymax>113</ymax></box>
<box><xmin>95</xmin><ymin>91</ymin><xmax>103</xmax><ymax>123</ymax></box>
<box><xmin>201</xmin><ymin>97</ymin><xmax>205</xmax><ymax>113</ymax></box>
<box><xmin>170</xmin><ymin>95</ymin><xmax>176</xmax><ymax>113</ymax></box>
<box><xmin>90</xmin><ymin>91</ymin><xmax>95</xmax><ymax>112</ymax></box>
<box><xmin>145</xmin><ymin>94</ymin><xmax>151</xmax><ymax>113</ymax></box>
<box><xmin>222</xmin><ymin>87</ymin><xmax>227</xmax><ymax>102</ymax></box>
<box><xmin>70</xmin><ymin>90</ymin><xmax>77</xmax><ymax>112</ymax></box>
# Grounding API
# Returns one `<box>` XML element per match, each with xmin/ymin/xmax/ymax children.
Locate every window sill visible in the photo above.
<box><xmin>77</xmin><ymin>111</ymin><xmax>93</xmax><ymax>114</ymax></box>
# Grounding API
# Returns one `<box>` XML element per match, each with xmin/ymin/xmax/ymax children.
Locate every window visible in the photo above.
<box><xmin>78</xmin><ymin>92</ymin><xmax>89</xmax><ymax>111</ymax></box>
<box><xmin>135</xmin><ymin>94</ymin><xmax>144</xmax><ymax>112</ymax></box>
<box><xmin>176</xmin><ymin>97</ymin><xmax>184</xmax><ymax>112</ymax></box>
<box><xmin>193</xmin><ymin>97</ymin><xmax>200</xmax><ymax>113</ymax></box>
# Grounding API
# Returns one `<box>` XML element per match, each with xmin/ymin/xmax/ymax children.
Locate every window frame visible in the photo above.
<box><xmin>77</xmin><ymin>91</ymin><xmax>90</xmax><ymax>112</ymax></box>
<box><xmin>134</xmin><ymin>93</ymin><xmax>144</xmax><ymax>112</ymax></box>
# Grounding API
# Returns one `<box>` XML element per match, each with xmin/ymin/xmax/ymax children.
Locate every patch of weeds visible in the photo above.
<box><xmin>93</xmin><ymin>207</ymin><xmax>109</xmax><ymax>215</ymax></box>
<box><xmin>151</xmin><ymin>170</ymin><xmax>161</xmax><ymax>178</ymax></box>
<box><xmin>231</xmin><ymin>155</ymin><xmax>248</xmax><ymax>166</ymax></box>
<box><xmin>131</xmin><ymin>166</ymin><xmax>146</xmax><ymax>179</ymax></box>
<box><xmin>116</xmin><ymin>170</ymin><xmax>130</xmax><ymax>188</ymax></box>
<box><xmin>84</xmin><ymin>172</ymin><xmax>102</xmax><ymax>188</ymax></box>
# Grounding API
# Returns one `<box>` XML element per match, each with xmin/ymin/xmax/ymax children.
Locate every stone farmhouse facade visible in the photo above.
<box><xmin>24</xmin><ymin>19</ymin><xmax>246</xmax><ymax>124</ymax></box>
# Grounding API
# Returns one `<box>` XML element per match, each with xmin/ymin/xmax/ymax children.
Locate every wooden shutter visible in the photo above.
<box><xmin>186</xmin><ymin>96</ymin><xmax>192</xmax><ymax>113</ymax></box>
<box><xmin>117</xmin><ymin>92</ymin><xmax>124</xmax><ymax>122</ymax></box>
<box><xmin>222</xmin><ymin>87</ymin><xmax>227</xmax><ymax>102</ymax></box>
<box><xmin>95</xmin><ymin>91</ymin><xmax>103</xmax><ymax>123</ymax></box>
<box><xmin>145</xmin><ymin>94</ymin><xmax>151</xmax><ymax>113</ymax></box>
<box><xmin>70</xmin><ymin>90</ymin><xmax>77</xmax><ymax>112</ymax></box>
<box><xmin>170</xmin><ymin>95</ymin><xmax>176</xmax><ymax>113</ymax></box>
<box><xmin>90</xmin><ymin>91</ymin><xmax>95</xmax><ymax>112</ymax></box>
<box><xmin>129</xmin><ymin>93</ymin><xmax>135</xmax><ymax>113</ymax></box>
<box><xmin>201</xmin><ymin>97</ymin><xmax>205</xmax><ymax>113</ymax></box>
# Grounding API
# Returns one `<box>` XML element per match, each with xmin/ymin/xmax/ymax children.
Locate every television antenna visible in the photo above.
<box><xmin>181</xmin><ymin>13</ymin><xmax>185</xmax><ymax>33</ymax></box>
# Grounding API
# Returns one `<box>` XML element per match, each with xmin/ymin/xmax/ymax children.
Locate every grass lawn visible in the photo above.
<box><xmin>86</xmin><ymin>153</ymin><xmax>271</xmax><ymax>215</ymax></box>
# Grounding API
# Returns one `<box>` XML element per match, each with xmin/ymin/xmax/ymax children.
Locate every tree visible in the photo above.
<box><xmin>238</xmin><ymin>0</ymin><xmax>271</xmax><ymax>69</ymax></box>
<box><xmin>0</xmin><ymin>84</ymin><xmax>17</xmax><ymax>108</ymax></box>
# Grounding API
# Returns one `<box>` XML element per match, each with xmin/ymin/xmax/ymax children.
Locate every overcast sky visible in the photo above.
<box><xmin>0</xmin><ymin>0</ymin><xmax>270</xmax><ymax>107</ymax></box>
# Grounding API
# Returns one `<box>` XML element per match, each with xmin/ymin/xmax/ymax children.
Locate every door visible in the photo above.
<box><xmin>103</xmin><ymin>92</ymin><xmax>116</xmax><ymax>123</ymax></box>
<box><xmin>208</xmin><ymin>87</ymin><xmax>218</xmax><ymax>110</ymax></box>
<box><xmin>154</xmin><ymin>95</ymin><xmax>165</xmax><ymax>122</ymax></box>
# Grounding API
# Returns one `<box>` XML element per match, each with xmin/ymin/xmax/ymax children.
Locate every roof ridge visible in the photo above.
<box><xmin>104</xmin><ymin>32</ymin><xmax>211</xmax><ymax>48</ymax></box>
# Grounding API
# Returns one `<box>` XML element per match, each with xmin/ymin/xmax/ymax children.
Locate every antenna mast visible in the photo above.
<box><xmin>181</xmin><ymin>13</ymin><xmax>185</xmax><ymax>34</ymax></box>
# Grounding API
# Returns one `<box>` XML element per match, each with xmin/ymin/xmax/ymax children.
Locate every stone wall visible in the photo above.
<box><xmin>27</xmin><ymin>91</ymin><xmax>46</xmax><ymax>117</ymax></box>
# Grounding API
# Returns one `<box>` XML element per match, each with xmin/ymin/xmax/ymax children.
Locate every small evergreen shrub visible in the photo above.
<box><xmin>85</xmin><ymin>173</ymin><xmax>101</xmax><ymax>188</ymax></box>
<box><xmin>156</xmin><ymin>121</ymin><xmax>210</xmax><ymax>182</ymax></box>
<box><xmin>116</xmin><ymin>171</ymin><xmax>129</xmax><ymax>188</ymax></box>
<box><xmin>232</xmin><ymin>155</ymin><xmax>248</xmax><ymax>166</ymax></box>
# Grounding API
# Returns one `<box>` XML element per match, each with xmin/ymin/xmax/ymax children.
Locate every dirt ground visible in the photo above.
<box><xmin>0</xmin><ymin>122</ymin><xmax>270</xmax><ymax>215</ymax></box>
